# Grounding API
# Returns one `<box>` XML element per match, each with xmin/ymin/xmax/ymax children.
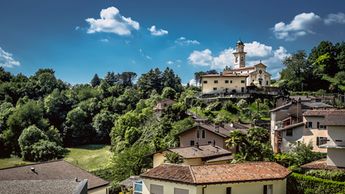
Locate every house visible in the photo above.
<box><xmin>138</xmin><ymin>162</ymin><xmax>290</xmax><ymax>194</ymax></box>
<box><xmin>153</xmin><ymin>144</ymin><xmax>232</xmax><ymax>167</ymax></box>
<box><xmin>200</xmin><ymin>41</ymin><xmax>271</xmax><ymax>95</ymax></box>
<box><xmin>153</xmin><ymin>98</ymin><xmax>175</xmax><ymax>117</ymax></box>
<box><xmin>177</xmin><ymin>122</ymin><xmax>248</xmax><ymax>149</ymax></box>
<box><xmin>317</xmin><ymin>110</ymin><xmax>345</xmax><ymax>167</ymax></box>
<box><xmin>270</xmin><ymin>99</ymin><xmax>332</xmax><ymax>153</ymax></box>
<box><xmin>119</xmin><ymin>176</ymin><xmax>140</xmax><ymax>194</ymax></box>
<box><xmin>0</xmin><ymin>160</ymin><xmax>109</xmax><ymax>194</ymax></box>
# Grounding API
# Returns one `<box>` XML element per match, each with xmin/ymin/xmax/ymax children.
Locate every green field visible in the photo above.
<box><xmin>0</xmin><ymin>157</ymin><xmax>33</xmax><ymax>169</ymax></box>
<box><xmin>0</xmin><ymin>144</ymin><xmax>112</xmax><ymax>171</ymax></box>
<box><xmin>64</xmin><ymin>144</ymin><xmax>112</xmax><ymax>171</ymax></box>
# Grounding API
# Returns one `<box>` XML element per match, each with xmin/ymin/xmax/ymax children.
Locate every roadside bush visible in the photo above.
<box><xmin>288</xmin><ymin>173</ymin><xmax>345</xmax><ymax>194</ymax></box>
<box><xmin>305</xmin><ymin>170</ymin><xmax>345</xmax><ymax>182</ymax></box>
<box><xmin>90</xmin><ymin>167</ymin><xmax>115</xmax><ymax>181</ymax></box>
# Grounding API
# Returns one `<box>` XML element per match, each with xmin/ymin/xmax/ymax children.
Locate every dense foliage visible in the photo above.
<box><xmin>0</xmin><ymin>67</ymin><xmax>183</xmax><ymax>161</ymax></box>
<box><xmin>288</xmin><ymin>173</ymin><xmax>345</xmax><ymax>194</ymax></box>
<box><xmin>274</xmin><ymin>142</ymin><xmax>325</xmax><ymax>167</ymax></box>
<box><xmin>279</xmin><ymin>41</ymin><xmax>345</xmax><ymax>93</ymax></box>
<box><xmin>226</xmin><ymin>127</ymin><xmax>274</xmax><ymax>162</ymax></box>
<box><xmin>305</xmin><ymin>170</ymin><xmax>345</xmax><ymax>182</ymax></box>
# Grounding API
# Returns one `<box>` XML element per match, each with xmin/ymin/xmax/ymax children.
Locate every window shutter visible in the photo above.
<box><xmin>263</xmin><ymin>185</ymin><xmax>267</xmax><ymax>194</ymax></box>
<box><xmin>226</xmin><ymin>187</ymin><xmax>232</xmax><ymax>194</ymax></box>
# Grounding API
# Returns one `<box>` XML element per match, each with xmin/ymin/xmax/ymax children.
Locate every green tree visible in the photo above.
<box><xmin>18</xmin><ymin>125</ymin><xmax>48</xmax><ymax>160</ymax></box>
<box><xmin>92</xmin><ymin>110</ymin><xmax>115</xmax><ymax>143</ymax></box>
<box><xmin>161</xmin><ymin>87</ymin><xmax>176</xmax><ymax>99</ymax></box>
<box><xmin>6</xmin><ymin>100</ymin><xmax>48</xmax><ymax>154</ymax></box>
<box><xmin>63</xmin><ymin>107</ymin><xmax>94</xmax><ymax>146</ymax></box>
<box><xmin>280</xmin><ymin>51</ymin><xmax>312</xmax><ymax>91</ymax></box>
<box><xmin>91</xmin><ymin>74</ymin><xmax>101</xmax><ymax>87</ymax></box>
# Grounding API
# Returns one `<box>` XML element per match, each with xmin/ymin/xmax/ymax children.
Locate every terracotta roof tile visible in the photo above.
<box><xmin>141</xmin><ymin>162</ymin><xmax>290</xmax><ymax>185</ymax></box>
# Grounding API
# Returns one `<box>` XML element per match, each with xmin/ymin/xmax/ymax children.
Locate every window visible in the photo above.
<box><xmin>307</xmin><ymin>122</ymin><xmax>313</xmax><ymax>128</ymax></box>
<box><xmin>241</xmin><ymin>87</ymin><xmax>244</xmax><ymax>93</ymax></box>
<box><xmin>320</xmin><ymin>125</ymin><xmax>326</xmax><ymax>129</ymax></box>
<box><xmin>241</xmin><ymin>80</ymin><xmax>245</xmax><ymax>83</ymax></box>
<box><xmin>263</xmin><ymin>185</ymin><xmax>273</xmax><ymax>194</ymax></box>
<box><xmin>226</xmin><ymin>187</ymin><xmax>232</xmax><ymax>194</ymax></box>
<box><xmin>225</xmin><ymin>80</ymin><xmax>229</xmax><ymax>84</ymax></box>
<box><xmin>214</xmin><ymin>80</ymin><xmax>218</xmax><ymax>84</ymax></box>
<box><xmin>213</xmin><ymin>87</ymin><xmax>217</xmax><ymax>91</ymax></box>
<box><xmin>317</xmin><ymin>137</ymin><xmax>328</xmax><ymax>146</ymax></box>
<box><xmin>203</xmin><ymin>80</ymin><xmax>208</xmax><ymax>84</ymax></box>
<box><xmin>134</xmin><ymin>181</ymin><xmax>143</xmax><ymax>194</ymax></box>
<box><xmin>230</xmin><ymin>80</ymin><xmax>233</xmax><ymax>83</ymax></box>
<box><xmin>208</xmin><ymin>141</ymin><xmax>212</xmax><ymax>144</ymax></box>
<box><xmin>174</xmin><ymin>188</ymin><xmax>189</xmax><ymax>194</ymax></box>
<box><xmin>286</xmin><ymin>129</ymin><xmax>293</xmax><ymax>136</ymax></box>
<box><xmin>317</xmin><ymin>122</ymin><xmax>320</xmax><ymax>129</ymax></box>
<box><xmin>197</xmin><ymin>130</ymin><xmax>200</xmax><ymax>138</ymax></box>
<box><xmin>150</xmin><ymin>184</ymin><xmax>163</xmax><ymax>194</ymax></box>
<box><xmin>190</xmin><ymin>140</ymin><xmax>195</xmax><ymax>146</ymax></box>
<box><xmin>202</xmin><ymin>130</ymin><xmax>205</xmax><ymax>138</ymax></box>
<box><xmin>266</xmin><ymin>81</ymin><xmax>269</xmax><ymax>85</ymax></box>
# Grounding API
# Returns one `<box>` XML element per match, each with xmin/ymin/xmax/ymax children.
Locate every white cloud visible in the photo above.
<box><xmin>188</xmin><ymin>49</ymin><xmax>214</xmax><ymax>67</ymax></box>
<box><xmin>188</xmin><ymin>41</ymin><xmax>290</xmax><ymax>78</ymax></box>
<box><xmin>189</xmin><ymin>79</ymin><xmax>197</xmax><ymax>86</ymax></box>
<box><xmin>148</xmin><ymin>25</ymin><xmax>168</xmax><ymax>36</ymax></box>
<box><xmin>175</xmin><ymin>37</ymin><xmax>200</xmax><ymax>46</ymax></box>
<box><xmin>272</xmin><ymin>12</ymin><xmax>321</xmax><ymax>41</ymax></box>
<box><xmin>324</xmin><ymin>12</ymin><xmax>345</xmax><ymax>25</ymax></box>
<box><xmin>166</xmin><ymin>60</ymin><xmax>174</xmax><ymax>65</ymax></box>
<box><xmin>85</xmin><ymin>6</ymin><xmax>139</xmax><ymax>36</ymax></box>
<box><xmin>100</xmin><ymin>38</ymin><xmax>109</xmax><ymax>42</ymax></box>
<box><xmin>0</xmin><ymin>47</ymin><xmax>20</xmax><ymax>68</ymax></box>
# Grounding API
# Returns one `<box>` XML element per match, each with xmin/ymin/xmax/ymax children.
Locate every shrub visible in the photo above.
<box><xmin>18</xmin><ymin>125</ymin><xmax>66</xmax><ymax>161</ymax></box>
<box><xmin>288</xmin><ymin>173</ymin><xmax>345</xmax><ymax>194</ymax></box>
<box><xmin>305</xmin><ymin>170</ymin><xmax>345</xmax><ymax>182</ymax></box>
<box><xmin>30</xmin><ymin>140</ymin><xmax>66</xmax><ymax>161</ymax></box>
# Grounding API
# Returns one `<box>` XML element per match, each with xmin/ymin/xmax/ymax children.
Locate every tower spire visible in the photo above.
<box><xmin>233</xmin><ymin>40</ymin><xmax>246</xmax><ymax>68</ymax></box>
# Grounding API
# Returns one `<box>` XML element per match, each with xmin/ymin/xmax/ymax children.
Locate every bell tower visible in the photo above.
<box><xmin>233</xmin><ymin>40</ymin><xmax>247</xmax><ymax>68</ymax></box>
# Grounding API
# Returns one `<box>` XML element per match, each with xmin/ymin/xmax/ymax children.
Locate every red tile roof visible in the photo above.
<box><xmin>303</xmin><ymin>109</ymin><xmax>345</xmax><ymax>126</ymax></box>
<box><xmin>141</xmin><ymin>162</ymin><xmax>290</xmax><ymax>185</ymax></box>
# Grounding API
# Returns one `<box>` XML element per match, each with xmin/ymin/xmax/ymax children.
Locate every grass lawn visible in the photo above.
<box><xmin>64</xmin><ymin>144</ymin><xmax>112</xmax><ymax>171</ymax></box>
<box><xmin>0</xmin><ymin>157</ymin><xmax>33</xmax><ymax>169</ymax></box>
<box><xmin>0</xmin><ymin>144</ymin><xmax>112</xmax><ymax>171</ymax></box>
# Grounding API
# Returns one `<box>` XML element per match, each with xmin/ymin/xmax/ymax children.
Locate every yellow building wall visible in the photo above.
<box><xmin>153</xmin><ymin>152</ymin><xmax>166</xmax><ymax>168</ymax></box>
<box><xmin>142</xmin><ymin>179</ymin><xmax>198</xmax><ymax>194</ymax></box>
<box><xmin>201</xmin><ymin>76</ymin><xmax>246</xmax><ymax>94</ymax></box>
<box><xmin>142</xmin><ymin>178</ymin><xmax>287</xmax><ymax>194</ymax></box>
<box><xmin>89</xmin><ymin>186</ymin><xmax>109</xmax><ymax>194</ymax></box>
<box><xmin>198</xmin><ymin>179</ymin><xmax>286</xmax><ymax>194</ymax></box>
<box><xmin>303</xmin><ymin>116</ymin><xmax>328</xmax><ymax>153</ymax></box>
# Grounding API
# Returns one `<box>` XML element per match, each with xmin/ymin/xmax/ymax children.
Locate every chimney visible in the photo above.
<box><xmin>30</xmin><ymin>167</ymin><xmax>35</xmax><ymax>173</ymax></box>
<box><xmin>215</xmin><ymin>125</ymin><xmax>219</xmax><ymax>133</ymax></box>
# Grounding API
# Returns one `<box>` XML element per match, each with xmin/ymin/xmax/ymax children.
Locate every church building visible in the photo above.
<box><xmin>201</xmin><ymin>41</ymin><xmax>271</xmax><ymax>94</ymax></box>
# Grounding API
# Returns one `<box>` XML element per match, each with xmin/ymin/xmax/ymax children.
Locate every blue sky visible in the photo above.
<box><xmin>0</xmin><ymin>0</ymin><xmax>345</xmax><ymax>84</ymax></box>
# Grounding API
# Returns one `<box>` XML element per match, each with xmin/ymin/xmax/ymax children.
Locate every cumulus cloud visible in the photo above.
<box><xmin>324</xmin><ymin>12</ymin><xmax>345</xmax><ymax>25</ymax></box>
<box><xmin>272</xmin><ymin>12</ymin><xmax>321</xmax><ymax>41</ymax></box>
<box><xmin>0</xmin><ymin>47</ymin><xmax>20</xmax><ymax>68</ymax></box>
<box><xmin>148</xmin><ymin>25</ymin><xmax>168</xmax><ymax>36</ymax></box>
<box><xmin>188</xmin><ymin>41</ymin><xmax>290</xmax><ymax>78</ymax></box>
<box><xmin>85</xmin><ymin>6</ymin><xmax>139</xmax><ymax>36</ymax></box>
<box><xmin>175</xmin><ymin>37</ymin><xmax>200</xmax><ymax>46</ymax></box>
<box><xmin>100</xmin><ymin>38</ymin><xmax>109</xmax><ymax>42</ymax></box>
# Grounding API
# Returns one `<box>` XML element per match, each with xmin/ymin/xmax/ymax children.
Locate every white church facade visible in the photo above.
<box><xmin>201</xmin><ymin>41</ymin><xmax>272</xmax><ymax>94</ymax></box>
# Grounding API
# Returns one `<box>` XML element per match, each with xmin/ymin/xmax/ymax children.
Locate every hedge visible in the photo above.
<box><xmin>288</xmin><ymin>173</ymin><xmax>345</xmax><ymax>194</ymax></box>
